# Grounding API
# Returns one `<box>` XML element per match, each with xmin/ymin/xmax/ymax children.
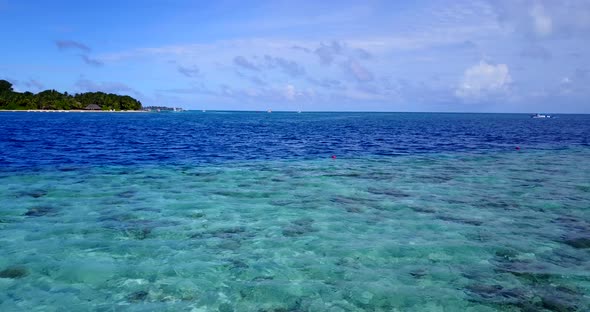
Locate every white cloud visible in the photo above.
<box><xmin>560</xmin><ymin>76</ymin><xmax>573</xmax><ymax>94</ymax></box>
<box><xmin>284</xmin><ymin>84</ymin><xmax>296</xmax><ymax>100</ymax></box>
<box><xmin>456</xmin><ymin>61</ymin><xmax>512</xmax><ymax>99</ymax></box>
<box><xmin>341</xmin><ymin>59</ymin><xmax>374</xmax><ymax>82</ymax></box>
<box><xmin>530</xmin><ymin>3</ymin><xmax>552</xmax><ymax>36</ymax></box>
<box><xmin>491</xmin><ymin>0</ymin><xmax>590</xmax><ymax>38</ymax></box>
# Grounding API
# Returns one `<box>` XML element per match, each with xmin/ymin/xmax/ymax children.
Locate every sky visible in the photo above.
<box><xmin>1</xmin><ymin>0</ymin><xmax>589</xmax><ymax>112</ymax></box>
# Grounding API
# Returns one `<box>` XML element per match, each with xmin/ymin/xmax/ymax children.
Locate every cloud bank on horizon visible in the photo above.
<box><xmin>1</xmin><ymin>0</ymin><xmax>589</xmax><ymax>112</ymax></box>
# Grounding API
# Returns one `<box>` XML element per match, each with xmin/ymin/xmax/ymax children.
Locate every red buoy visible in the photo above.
<box><xmin>331</xmin><ymin>155</ymin><xmax>337</xmax><ymax>159</ymax></box>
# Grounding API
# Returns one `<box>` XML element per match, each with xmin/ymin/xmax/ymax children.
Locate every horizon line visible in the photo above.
<box><xmin>184</xmin><ymin>110</ymin><xmax>587</xmax><ymax>115</ymax></box>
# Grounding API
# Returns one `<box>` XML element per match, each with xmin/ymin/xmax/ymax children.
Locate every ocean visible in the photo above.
<box><xmin>0</xmin><ymin>112</ymin><xmax>589</xmax><ymax>311</ymax></box>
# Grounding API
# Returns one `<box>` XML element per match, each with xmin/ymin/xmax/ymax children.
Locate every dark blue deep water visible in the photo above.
<box><xmin>1</xmin><ymin>112</ymin><xmax>589</xmax><ymax>168</ymax></box>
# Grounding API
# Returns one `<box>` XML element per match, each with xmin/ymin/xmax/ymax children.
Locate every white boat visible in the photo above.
<box><xmin>531</xmin><ymin>113</ymin><xmax>551</xmax><ymax>119</ymax></box>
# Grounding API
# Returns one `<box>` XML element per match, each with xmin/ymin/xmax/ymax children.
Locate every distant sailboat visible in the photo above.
<box><xmin>267</xmin><ymin>109</ymin><xmax>272</xmax><ymax>113</ymax></box>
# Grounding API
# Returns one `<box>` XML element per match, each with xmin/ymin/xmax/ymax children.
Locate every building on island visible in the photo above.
<box><xmin>84</xmin><ymin>104</ymin><xmax>102</xmax><ymax>110</ymax></box>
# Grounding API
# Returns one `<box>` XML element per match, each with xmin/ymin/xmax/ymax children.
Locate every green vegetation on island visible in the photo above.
<box><xmin>0</xmin><ymin>80</ymin><xmax>142</xmax><ymax>111</ymax></box>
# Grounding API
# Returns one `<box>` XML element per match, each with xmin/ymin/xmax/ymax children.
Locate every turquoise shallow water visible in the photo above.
<box><xmin>1</xmin><ymin>148</ymin><xmax>589</xmax><ymax>311</ymax></box>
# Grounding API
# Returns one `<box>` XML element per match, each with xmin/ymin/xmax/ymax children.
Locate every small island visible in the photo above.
<box><xmin>0</xmin><ymin>80</ymin><xmax>142</xmax><ymax>111</ymax></box>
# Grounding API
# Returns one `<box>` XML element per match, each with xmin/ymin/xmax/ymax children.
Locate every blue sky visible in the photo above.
<box><xmin>1</xmin><ymin>0</ymin><xmax>589</xmax><ymax>112</ymax></box>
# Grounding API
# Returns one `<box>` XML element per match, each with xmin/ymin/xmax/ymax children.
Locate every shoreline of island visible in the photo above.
<box><xmin>0</xmin><ymin>109</ymin><xmax>148</xmax><ymax>113</ymax></box>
